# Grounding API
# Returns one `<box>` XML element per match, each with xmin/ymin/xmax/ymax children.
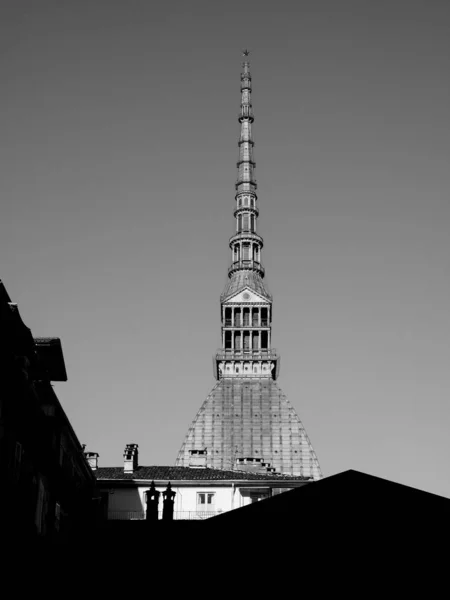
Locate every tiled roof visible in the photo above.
<box><xmin>221</xmin><ymin>270</ymin><xmax>272</xmax><ymax>302</ymax></box>
<box><xmin>95</xmin><ymin>466</ymin><xmax>309</xmax><ymax>482</ymax></box>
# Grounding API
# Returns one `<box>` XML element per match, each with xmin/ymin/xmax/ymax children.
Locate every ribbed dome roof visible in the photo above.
<box><xmin>221</xmin><ymin>270</ymin><xmax>272</xmax><ymax>302</ymax></box>
<box><xmin>176</xmin><ymin>378</ymin><xmax>322</xmax><ymax>480</ymax></box>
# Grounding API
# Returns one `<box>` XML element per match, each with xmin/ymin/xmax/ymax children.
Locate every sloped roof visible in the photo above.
<box><xmin>0</xmin><ymin>280</ymin><xmax>12</xmax><ymax>303</ymax></box>
<box><xmin>34</xmin><ymin>337</ymin><xmax>67</xmax><ymax>382</ymax></box>
<box><xmin>205</xmin><ymin>470</ymin><xmax>450</xmax><ymax>532</ymax></box>
<box><xmin>176</xmin><ymin>378</ymin><xmax>322</xmax><ymax>480</ymax></box>
<box><xmin>95</xmin><ymin>465</ymin><xmax>309</xmax><ymax>482</ymax></box>
<box><xmin>0</xmin><ymin>281</ymin><xmax>35</xmax><ymax>356</ymax></box>
<box><xmin>221</xmin><ymin>270</ymin><xmax>272</xmax><ymax>302</ymax></box>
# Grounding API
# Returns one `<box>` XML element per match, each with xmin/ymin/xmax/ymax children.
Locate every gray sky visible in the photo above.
<box><xmin>2</xmin><ymin>0</ymin><xmax>450</xmax><ymax>497</ymax></box>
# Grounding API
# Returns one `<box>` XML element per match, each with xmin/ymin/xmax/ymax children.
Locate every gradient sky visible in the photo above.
<box><xmin>2</xmin><ymin>0</ymin><xmax>450</xmax><ymax>497</ymax></box>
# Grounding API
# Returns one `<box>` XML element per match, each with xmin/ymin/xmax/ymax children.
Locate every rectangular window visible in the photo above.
<box><xmin>261</xmin><ymin>331</ymin><xmax>268</xmax><ymax>349</ymax></box>
<box><xmin>197</xmin><ymin>492</ymin><xmax>215</xmax><ymax>512</ymax></box>
<box><xmin>261</xmin><ymin>307</ymin><xmax>268</xmax><ymax>327</ymax></box>
<box><xmin>235</xmin><ymin>332</ymin><xmax>241</xmax><ymax>350</ymax></box>
<box><xmin>252</xmin><ymin>331</ymin><xmax>259</xmax><ymax>349</ymax></box>
<box><xmin>225</xmin><ymin>331</ymin><xmax>232</xmax><ymax>349</ymax></box>
<box><xmin>243</xmin><ymin>331</ymin><xmax>250</xmax><ymax>350</ymax></box>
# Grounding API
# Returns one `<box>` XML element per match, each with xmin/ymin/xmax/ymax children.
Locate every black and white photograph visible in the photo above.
<box><xmin>1</xmin><ymin>0</ymin><xmax>450</xmax><ymax>563</ymax></box>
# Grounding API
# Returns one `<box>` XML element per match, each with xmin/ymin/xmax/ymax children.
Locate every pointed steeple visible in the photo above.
<box><xmin>236</xmin><ymin>52</ymin><xmax>256</xmax><ymax>195</ymax></box>
<box><xmin>216</xmin><ymin>51</ymin><xmax>277</xmax><ymax>381</ymax></box>
<box><xmin>228</xmin><ymin>50</ymin><xmax>265</xmax><ymax>283</ymax></box>
<box><xmin>175</xmin><ymin>53</ymin><xmax>322</xmax><ymax>479</ymax></box>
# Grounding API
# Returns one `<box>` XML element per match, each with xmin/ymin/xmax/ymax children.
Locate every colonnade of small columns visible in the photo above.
<box><xmin>236</xmin><ymin>195</ymin><xmax>256</xmax><ymax>209</ymax></box>
<box><xmin>222</xmin><ymin>305</ymin><xmax>271</xmax><ymax>351</ymax></box>
<box><xmin>236</xmin><ymin>212</ymin><xmax>257</xmax><ymax>233</ymax></box>
<box><xmin>223</xmin><ymin>329</ymin><xmax>270</xmax><ymax>351</ymax></box>
<box><xmin>222</xmin><ymin>306</ymin><xmax>269</xmax><ymax>327</ymax></box>
<box><xmin>232</xmin><ymin>241</ymin><xmax>261</xmax><ymax>264</ymax></box>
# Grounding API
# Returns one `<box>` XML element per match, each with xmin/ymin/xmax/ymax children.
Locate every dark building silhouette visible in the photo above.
<box><xmin>0</xmin><ymin>280</ymin><xmax>97</xmax><ymax>544</ymax></box>
<box><xmin>204</xmin><ymin>469</ymin><xmax>450</xmax><ymax>557</ymax></box>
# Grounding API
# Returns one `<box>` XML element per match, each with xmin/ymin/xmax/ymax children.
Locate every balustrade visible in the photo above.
<box><xmin>223</xmin><ymin>321</ymin><xmax>268</xmax><ymax>328</ymax></box>
<box><xmin>107</xmin><ymin>510</ymin><xmax>219</xmax><ymax>521</ymax></box>
<box><xmin>216</xmin><ymin>348</ymin><xmax>278</xmax><ymax>360</ymax></box>
<box><xmin>228</xmin><ymin>260</ymin><xmax>265</xmax><ymax>276</ymax></box>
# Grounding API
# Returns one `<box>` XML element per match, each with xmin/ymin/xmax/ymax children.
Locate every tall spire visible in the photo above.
<box><xmin>216</xmin><ymin>51</ymin><xmax>277</xmax><ymax>382</ymax></box>
<box><xmin>236</xmin><ymin>50</ymin><xmax>256</xmax><ymax>195</ymax></box>
<box><xmin>175</xmin><ymin>53</ymin><xmax>322</xmax><ymax>480</ymax></box>
<box><xmin>228</xmin><ymin>50</ymin><xmax>264</xmax><ymax>281</ymax></box>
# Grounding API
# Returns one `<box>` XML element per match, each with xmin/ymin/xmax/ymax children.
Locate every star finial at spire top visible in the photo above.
<box><xmin>242</xmin><ymin>48</ymin><xmax>250</xmax><ymax>57</ymax></box>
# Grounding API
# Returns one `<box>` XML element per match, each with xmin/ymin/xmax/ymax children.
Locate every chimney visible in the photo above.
<box><xmin>235</xmin><ymin>457</ymin><xmax>276</xmax><ymax>475</ymax></box>
<box><xmin>162</xmin><ymin>482</ymin><xmax>176</xmax><ymax>521</ymax></box>
<box><xmin>85</xmin><ymin>452</ymin><xmax>99</xmax><ymax>471</ymax></box>
<box><xmin>123</xmin><ymin>443</ymin><xmax>139</xmax><ymax>473</ymax></box>
<box><xmin>145</xmin><ymin>481</ymin><xmax>160</xmax><ymax>522</ymax></box>
<box><xmin>188</xmin><ymin>448</ymin><xmax>207</xmax><ymax>468</ymax></box>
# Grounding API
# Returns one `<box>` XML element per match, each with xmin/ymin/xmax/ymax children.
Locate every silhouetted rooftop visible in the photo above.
<box><xmin>34</xmin><ymin>337</ymin><xmax>67</xmax><ymax>381</ymax></box>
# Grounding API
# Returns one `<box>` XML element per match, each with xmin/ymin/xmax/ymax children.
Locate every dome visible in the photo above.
<box><xmin>176</xmin><ymin>377</ymin><xmax>322</xmax><ymax>480</ymax></box>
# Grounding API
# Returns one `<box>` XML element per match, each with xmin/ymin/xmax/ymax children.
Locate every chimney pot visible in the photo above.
<box><xmin>123</xmin><ymin>443</ymin><xmax>139</xmax><ymax>473</ymax></box>
<box><xmin>85</xmin><ymin>452</ymin><xmax>99</xmax><ymax>470</ymax></box>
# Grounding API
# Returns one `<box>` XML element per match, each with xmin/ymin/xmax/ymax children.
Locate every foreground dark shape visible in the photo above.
<box><xmin>204</xmin><ymin>469</ymin><xmax>450</xmax><ymax>551</ymax></box>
